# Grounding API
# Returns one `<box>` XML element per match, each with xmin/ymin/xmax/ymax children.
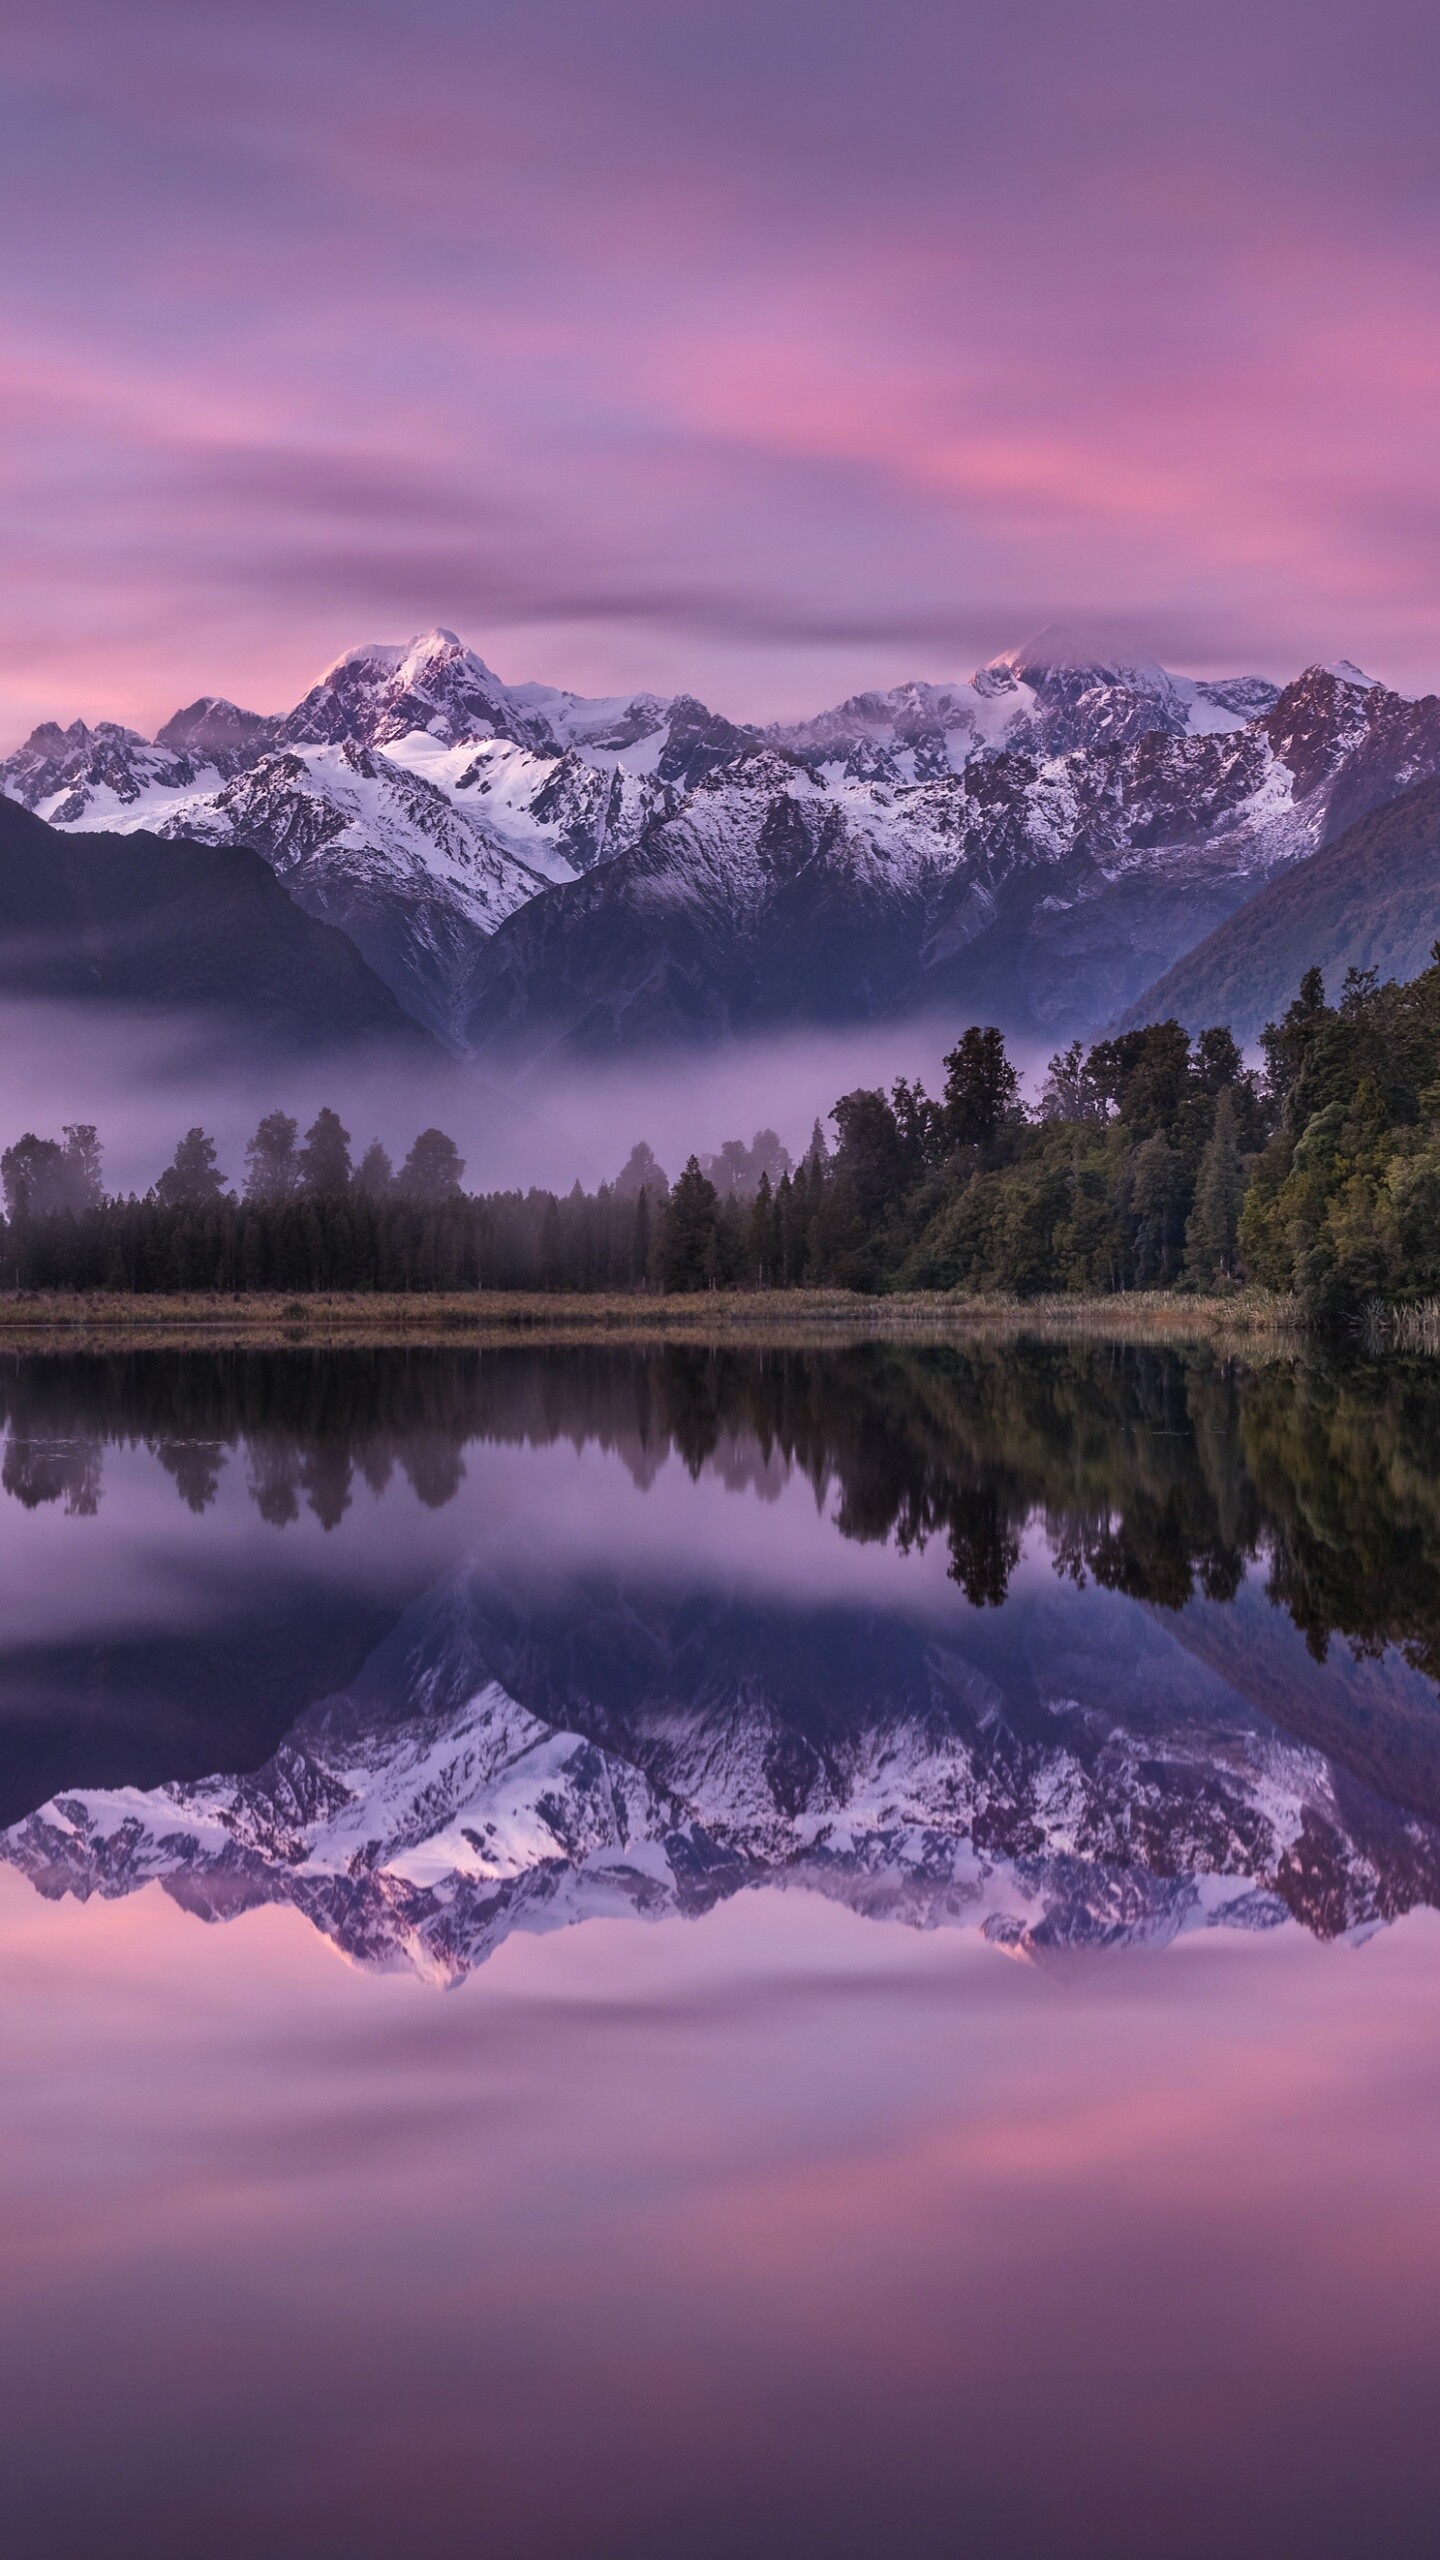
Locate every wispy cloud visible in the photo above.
<box><xmin>5</xmin><ymin>0</ymin><xmax>1440</xmax><ymax>740</ymax></box>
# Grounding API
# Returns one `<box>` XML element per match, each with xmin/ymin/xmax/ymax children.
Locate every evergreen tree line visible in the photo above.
<box><xmin>10</xmin><ymin>957</ymin><xmax>1440</xmax><ymax>1310</ymax></box>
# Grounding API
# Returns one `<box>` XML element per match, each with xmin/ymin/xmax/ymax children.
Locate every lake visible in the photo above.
<box><xmin>2</xmin><ymin>1334</ymin><xmax>1439</xmax><ymax>2557</ymax></box>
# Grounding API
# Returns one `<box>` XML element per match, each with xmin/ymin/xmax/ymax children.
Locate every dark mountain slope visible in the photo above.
<box><xmin>458</xmin><ymin>758</ymin><xmax>941</xmax><ymax>1056</ymax></box>
<box><xmin>457</xmin><ymin>671</ymin><xmax>1440</xmax><ymax>1058</ymax></box>
<box><xmin>0</xmin><ymin>794</ymin><xmax>438</xmax><ymax>1052</ymax></box>
<box><xmin>1119</xmin><ymin>773</ymin><xmax>1440</xmax><ymax>1043</ymax></box>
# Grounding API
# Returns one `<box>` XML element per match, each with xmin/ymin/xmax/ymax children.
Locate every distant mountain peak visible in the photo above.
<box><xmin>320</xmin><ymin>636</ymin><xmax>409</xmax><ymax>679</ymax></box>
<box><xmin>1319</xmin><ymin>657</ymin><xmax>1381</xmax><ymax>690</ymax></box>
<box><xmin>155</xmin><ymin>696</ymin><xmax>274</xmax><ymax>758</ymax></box>
<box><xmin>983</xmin><ymin>621</ymin><xmax>1167</xmax><ymax>686</ymax></box>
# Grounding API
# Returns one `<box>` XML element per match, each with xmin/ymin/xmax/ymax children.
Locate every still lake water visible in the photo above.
<box><xmin>2</xmin><ymin>1335</ymin><xmax>1440</xmax><ymax>2557</ymax></box>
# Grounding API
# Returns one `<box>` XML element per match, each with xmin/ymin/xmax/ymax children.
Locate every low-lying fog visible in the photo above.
<box><xmin>0</xmin><ymin>1003</ymin><xmax>1057</xmax><ymax>1198</ymax></box>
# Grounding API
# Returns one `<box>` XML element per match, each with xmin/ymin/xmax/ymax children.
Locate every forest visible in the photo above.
<box><xmin>7</xmin><ymin>951</ymin><xmax>1440</xmax><ymax>1316</ymax></box>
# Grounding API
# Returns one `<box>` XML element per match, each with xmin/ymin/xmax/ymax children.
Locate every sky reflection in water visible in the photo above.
<box><xmin>2</xmin><ymin>1338</ymin><xmax>1439</xmax><ymax>2557</ymax></box>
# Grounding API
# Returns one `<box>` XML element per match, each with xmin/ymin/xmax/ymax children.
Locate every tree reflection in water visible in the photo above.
<box><xmin>4</xmin><ymin>1339</ymin><xmax>1440</xmax><ymax>1674</ymax></box>
<box><xmin>4</xmin><ymin>1338</ymin><xmax>1440</xmax><ymax>1959</ymax></box>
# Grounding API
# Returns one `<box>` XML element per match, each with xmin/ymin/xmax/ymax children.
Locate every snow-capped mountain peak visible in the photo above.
<box><xmin>281</xmin><ymin>626</ymin><xmax>559</xmax><ymax>757</ymax></box>
<box><xmin>4</xmin><ymin>621</ymin><xmax>1436</xmax><ymax>1060</ymax></box>
<box><xmin>984</xmin><ymin>620</ymin><xmax>1167</xmax><ymax>687</ymax></box>
<box><xmin>1319</xmin><ymin>658</ymin><xmax>1381</xmax><ymax>691</ymax></box>
<box><xmin>769</xmin><ymin>624</ymin><xmax>1285</xmax><ymax>787</ymax></box>
<box><xmin>154</xmin><ymin>696</ymin><xmax>277</xmax><ymax>759</ymax></box>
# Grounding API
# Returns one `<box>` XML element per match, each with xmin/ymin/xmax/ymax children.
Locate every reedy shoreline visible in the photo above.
<box><xmin>0</xmin><ymin>1285</ymin><xmax>1308</xmax><ymax>1355</ymax></box>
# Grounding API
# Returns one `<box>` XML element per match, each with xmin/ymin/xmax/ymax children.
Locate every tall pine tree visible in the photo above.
<box><xmin>1185</xmin><ymin>1089</ymin><xmax>1246</xmax><ymax>1282</ymax></box>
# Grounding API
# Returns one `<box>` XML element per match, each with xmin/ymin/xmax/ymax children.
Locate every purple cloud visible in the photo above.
<box><xmin>5</xmin><ymin>0</ymin><xmax>1440</xmax><ymax>738</ymax></box>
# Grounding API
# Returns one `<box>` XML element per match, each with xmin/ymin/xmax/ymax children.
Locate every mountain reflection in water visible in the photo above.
<box><xmin>3</xmin><ymin>1339</ymin><xmax>1440</xmax><ymax>1974</ymax></box>
<box><xmin>7</xmin><ymin>1335</ymin><xmax>1440</xmax><ymax>2560</ymax></box>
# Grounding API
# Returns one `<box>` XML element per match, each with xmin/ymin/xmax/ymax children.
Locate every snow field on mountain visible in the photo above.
<box><xmin>4</xmin><ymin>624</ymin><xmax>1434</xmax><ymax>1052</ymax></box>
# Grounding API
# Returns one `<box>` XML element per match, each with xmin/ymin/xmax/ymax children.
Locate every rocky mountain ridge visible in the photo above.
<box><xmin>1116</xmin><ymin>772</ymin><xmax>1440</xmax><ymax>1044</ymax></box>
<box><xmin>770</xmin><ymin>624</ymin><xmax>1283</xmax><ymax>783</ymax></box>
<box><xmin>5</xmin><ymin>626</ymin><xmax>1437</xmax><ymax>1051</ymax></box>
<box><xmin>462</xmin><ymin>663</ymin><xmax>1440</xmax><ymax>1054</ymax></box>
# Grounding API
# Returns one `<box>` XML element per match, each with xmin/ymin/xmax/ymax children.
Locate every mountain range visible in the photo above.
<box><xmin>4</xmin><ymin>622</ymin><xmax>1439</xmax><ymax>1057</ymax></box>
<box><xmin>7</xmin><ymin>1554</ymin><xmax>1437</xmax><ymax>1984</ymax></box>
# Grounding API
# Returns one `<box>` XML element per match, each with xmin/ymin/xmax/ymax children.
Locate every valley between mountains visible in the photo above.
<box><xmin>6</xmin><ymin>622</ymin><xmax>1440</xmax><ymax>1058</ymax></box>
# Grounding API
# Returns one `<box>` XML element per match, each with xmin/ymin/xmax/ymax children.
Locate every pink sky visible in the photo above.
<box><xmin>5</xmin><ymin>0</ymin><xmax>1440</xmax><ymax>742</ymax></box>
<box><xmin>2</xmin><ymin>1873</ymin><xmax>1439</xmax><ymax>2551</ymax></box>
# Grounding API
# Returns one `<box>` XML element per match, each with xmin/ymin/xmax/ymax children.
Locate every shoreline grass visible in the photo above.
<box><xmin>0</xmin><ymin>1285</ymin><xmax>1308</xmax><ymax>1354</ymax></box>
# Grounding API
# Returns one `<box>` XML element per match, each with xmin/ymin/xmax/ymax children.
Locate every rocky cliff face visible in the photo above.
<box><xmin>146</xmin><ymin>744</ymin><xmax>560</xmax><ymax>1048</ymax></box>
<box><xmin>6</xmin><ymin>628</ymin><xmax>1437</xmax><ymax>1052</ymax></box>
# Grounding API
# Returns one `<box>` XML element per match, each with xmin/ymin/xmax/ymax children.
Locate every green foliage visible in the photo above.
<box><xmin>657</xmin><ymin>1156</ymin><xmax>722</xmax><ymax>1292</ymax></box>
<box><xmin>13</xmin><ymin>959</ymin><xmax>1440</xmax><ymax>1316</ymax></box>
<box><xmin>943</xmin><ymin>1025</ymin><xmax>1019</xmax><ymax>1148</ymax></box>
<box><xmin>1</xmin><ymin>1125</ymin><xmax>102</xmax><ymax>1219</ymax></box>
<box><xmin>1185</xmin><ymin>1088</ymin><xmax>1246</xmax><ymax>1282</ymax></box>
<box><xmin>1233</xmin><ymin>952</ymin><xmax>1440</xmax><ymax>1314</ymax></box>
<box><xmin>399</xmin><ymin>1128</ymin><xmax>465</xmax><ymax>1203</ymax></box>
<box><xmin>354</xmin><ymin>1140</ymin><xmax>394</xmax><ymax>1199</ymax></box>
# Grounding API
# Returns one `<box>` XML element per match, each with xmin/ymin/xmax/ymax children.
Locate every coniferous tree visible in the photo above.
<box><xmin>1125</xmin><ymin>1131</ymin><xmax>1189</xmax><ymax>1284</ymax></box>
<box><xmin>943</xmin><ymin>1026</ymin><xmax>1018</xmax><ymax>1151</ymax></box>
<box><xmin>399</xmin><ymin>1128</ymin><xmax>464</xmax><ymax>1202</ymax></box>
<box><xmin>0</xmin><ymin>1128</ymin><xmax>99</xmax><ymax>1219</ymax></box>
<box><xmin>749</xmin><ymin>1128</ymin><xmax>793</xmax><ymax>1189</ymax></box>
<box><xmin>659</xmin><ymin>1156</ymin><xmax>720</xmax><ymax>1292</ymax></box>
<box><xmin>539</xmin><ymin>1194</ymin><xmax>563</xmax><ymax>1286</ymax></box>
<box><xmin>60</xmin><ymin>1125</ymin><xmax>104</xmax><ymax>1211</ymax></box>
<box><xmin>244</xmin><ymin>1111</ymin><xmax>300</xmax><ymax>1202</ymax></box>
<box><xmin>1185</xmin><ymin>1089</ymin><xmax>1246</xmax><ymax>1282</ymax></box>
<box><xmin>890</xmin><ymin>1078</ymin><xmax>943</xmax><ymax>1173</ymax></box>
<box><xmin>1260</xmin><ymin>966</ymin><xmax>1329</xmax><ymax>1117</ymax></box>
<box><xmin>777</xmin><ymin>1165</ymin><xmax>810</xmax><ymax>1285</ymax></box>
<box><xmin>746</xmin><ymin>1170</ymin><xmax>774</xmax><ymax>1286</ymax></box>
<box><xmin>829</xmin><ymin>1089</ymin><xmax>907</xmax><ymax>1224</ymax></box>
<box><xmin>154</xmin><ymin>1128</ymin><xmax>227</xmax><ymax>1208</ymax></box>
<box><xmin>631</xmin><ymin>1184</ymin><xmax>652</xmax><ymax>1287</ymax></box>
<box><xmin>2</xmin><ymin>1135</ymin><xmax>66</xmax><ymax>1218</ymax></box>
<box><xmin>1088</xmin><ymin>1022</ymin><xmax>1193</xmax><ymax>1137</ymax></box>
<box><xmin>706</xmin><ymin>1139</ymin><xmax>753</xmax><ymax>1199</ymax></box>
<box><xmin>714</xmin><ymin>1193</ymin><xmax>744</xmax><ymax>1284</ymax></box>
<box><xmin>614</xmin><ymin>1141</ymin><xmax>669</xmax><ymax>1203</ymax></box>
<box><xmin>354</xmin><ymin>1140</ymin><xmax>395</xmax><ymax>1198</ymax></box>
<box><xmin>298</xmin><ymin>1108</ymin><xmax>352</xmax><ymax>1194</ymax></box>
<box><xmin>1038</xmin><ymin>1041</ymin><xmax>1107</xmax><ymax>1124</ymax></box>
<box><xmin>1193</xmin><ymin>1027</ymin><xmax>1245</xmax><ymax>1095</ymax></box>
